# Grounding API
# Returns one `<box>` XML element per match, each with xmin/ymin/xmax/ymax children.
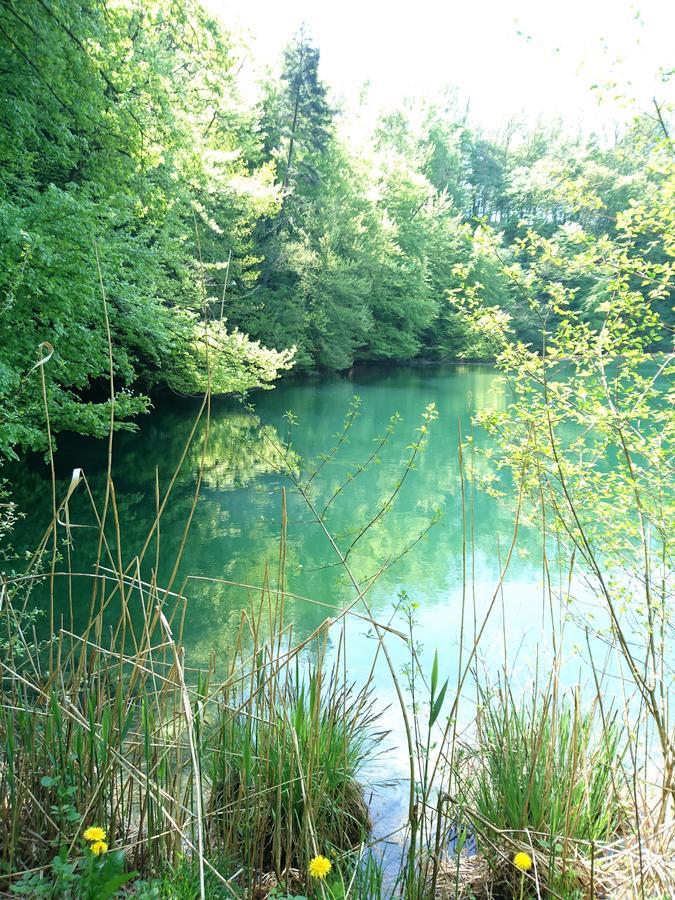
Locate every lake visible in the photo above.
<box><xmin>6</xmin><ymin>363</ymin><xmax>608</xmax><ymax>844</ymax></box>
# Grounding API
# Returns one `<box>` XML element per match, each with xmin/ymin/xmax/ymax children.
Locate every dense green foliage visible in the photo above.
<box><xmin>0</xmin><ymin>0</ymin><xmax>672</xmax><ymax>459</ymax></box>
<box><xmin>0</xmin><ymin>0</ymin><xmax>292</xmax><ymax>455</ymax></box>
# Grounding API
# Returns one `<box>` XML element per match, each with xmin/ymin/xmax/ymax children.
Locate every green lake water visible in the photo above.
<box><xmin>7</xmin><ymin>363</ymin><xmax>612</xmax><ymax>839</ymax></box>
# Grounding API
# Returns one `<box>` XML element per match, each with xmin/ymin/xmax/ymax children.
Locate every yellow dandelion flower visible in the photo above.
<box><xmin>513</xmin><ymin>851</ymin><xmax>533</xmax><ymax>872</ymax></box>
<box><xmin>90</xmin><ymin>840</ymin><xmax>108</xmax><ymax>856</ymax></box>
<box><xmin>83</xmin><ymin>826</ymin><xmax>106</xmax><ymax>842</ymax></box>
<box><xmin>308</xmin><ymin>855</ymin><xmax>332</xmax><ymax>879</ymax></box>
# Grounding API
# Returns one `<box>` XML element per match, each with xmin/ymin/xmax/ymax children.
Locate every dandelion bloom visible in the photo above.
<box><xmin>308</xmin><ymin>855</ymin><xmax>332</xmax><ymax>879</ymax></box>
<box><xmin>90</xmin><ymin>840</ymin><xmax>108</xmax><ymax>856</ymax></box>
<box><xmin>513</xmin><ymin>851</ymin><xmax>533</xmax><ymax>872</ymax></box>
<box><xmin>83</xmin><ymin>826</ymin><xmax>106</xmax><ymax>842</ymax></box>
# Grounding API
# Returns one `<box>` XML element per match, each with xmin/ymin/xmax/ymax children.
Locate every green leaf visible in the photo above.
<box><xmin>430</xmin><ymin>650</ymin><xmax>439</xmax><ymax>701</ymax></box>
<box><xmin>430</xmin><ymin>679</ymin><xmax>448</xmax><ymax>727</ymax></box>
<box><xmin>96</xmin><ymin>871</ymin><xmax>138</xmax><ymax>899</ymax></box>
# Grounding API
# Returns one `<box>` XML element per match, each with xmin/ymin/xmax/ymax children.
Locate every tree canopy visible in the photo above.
<box><xmin>0</xmin><ymin>0</ymin><xmax>672</xmax><ymax>457</ymax></box>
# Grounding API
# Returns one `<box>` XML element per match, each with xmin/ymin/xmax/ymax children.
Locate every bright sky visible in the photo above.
<box><xmin>206</xmin><ymin>0</ymin><xmax>674</xmax><ymax>132</ymax></box>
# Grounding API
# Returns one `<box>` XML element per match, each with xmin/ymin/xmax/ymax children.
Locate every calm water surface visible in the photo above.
<box><xmin>9</xmin><ymin>364</ymin><xmax>606</xmax><ymax>840</ymax></box>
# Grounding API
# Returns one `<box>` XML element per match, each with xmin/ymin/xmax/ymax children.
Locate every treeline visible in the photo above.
<box><xmin>0</xmin><ymin>0</ymin><xmax>671</xmax><ymax>455</ymax></box>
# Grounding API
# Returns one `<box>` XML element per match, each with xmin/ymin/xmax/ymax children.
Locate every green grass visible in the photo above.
<box><xmin>459</xmin><ymin>683</ymin><xmax>626</xmax><ymax>896</ymax></box>
<box><xmin>208</xmin><ymin>666</ymin><xmax>379</xmax><ymax>877</ymax></box>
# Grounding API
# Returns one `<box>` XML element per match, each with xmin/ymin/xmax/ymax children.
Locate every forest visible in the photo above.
<box><xmin>1</xmin><ymin>0</ymin><xmax>672</xmax><ymax>457</ymax></box>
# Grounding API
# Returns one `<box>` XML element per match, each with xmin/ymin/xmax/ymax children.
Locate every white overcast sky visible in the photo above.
<box><xmin>205</xmin><ymin>0</ymin><xmax>674</xmax><ymax>132</ymax></box>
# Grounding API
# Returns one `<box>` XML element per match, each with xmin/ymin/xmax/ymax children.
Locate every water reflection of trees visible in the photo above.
<box><xmin>7</xmin><ymin>367</ymin><xmax>545</xmax><ymax>672</ymax></box>
<box><xmin>112</xmin><ymin>405</ymin><xmax>297</xmax><ymax>491</ymax></box>
<box><xmin>7</xmin><ymin>406</ymin><xmax>304</xmax><ymax>666</ymax></box>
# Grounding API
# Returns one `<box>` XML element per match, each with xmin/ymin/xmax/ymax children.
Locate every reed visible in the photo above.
<box><xmin>458</xmin><ymin>684</ymin><xmax>626</xmax><ymax>896</ymax></box>
<box><xmin>0</xmin><ymin>519</ymin><xmax>384</xmax><ymax>895</ymax></box>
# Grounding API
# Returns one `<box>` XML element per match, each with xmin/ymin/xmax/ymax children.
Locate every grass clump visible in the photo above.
<box><xmin>460</xmin><ymin>684</ymin><xmax>626</xmax><ymax>897</ymax></box>
<box><xmin>208</xmin><ymin>661</ymin><xmax>379</xmax><ymax>882</ymax></box>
